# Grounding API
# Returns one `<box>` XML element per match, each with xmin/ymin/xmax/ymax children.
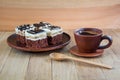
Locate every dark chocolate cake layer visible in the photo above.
<box><xmin>16</xmin><ymin>35</ymin><xmax>26</xmax><ymax>47</ymax></box>
<box><xmin>48</xmin><ymin>34</ymin><xmax>63</xmax><ymax>45</ymax></box>
<box><xmin>26</xmin><ymin>38</ymin><xmax>48</xmax><ymax>48</ymax></box>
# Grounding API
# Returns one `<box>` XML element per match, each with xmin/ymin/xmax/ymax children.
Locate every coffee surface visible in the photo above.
<box><xmin>78</xmin><ymin>30</ymin><xmax>98</xmax><ymax>36</ymax></box>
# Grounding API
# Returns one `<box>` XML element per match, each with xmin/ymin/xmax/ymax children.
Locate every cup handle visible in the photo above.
<box><xmin>98</xmin><ymin>35</ymin><xmax>112</xmax><ymax>49</ymax></box>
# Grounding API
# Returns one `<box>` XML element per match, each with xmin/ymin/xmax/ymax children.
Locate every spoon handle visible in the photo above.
<box><xmin>67</xmin><ymin>57</ymin><xmax>112</xmax><ymax>69</ymax></box>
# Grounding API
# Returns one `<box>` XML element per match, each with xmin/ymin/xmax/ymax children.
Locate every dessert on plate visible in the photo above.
<box><xmin>25</xmin><ymin>29</ymin><xmax>48</xmax><ymax>48</ymax></box>
<box><xmin>15</xmin><ymin>24</ymin><xmax>32</xmax><ymax>46</ymax></box>
<box><xmin>46</xmin><ymin>26</ymin><xmax>63</xmax><ymax>45</ymax></box>
<box><xmin>15</xmin><ymin>22</ymin><xmax>63</xmax><ymax>48</ymax></box>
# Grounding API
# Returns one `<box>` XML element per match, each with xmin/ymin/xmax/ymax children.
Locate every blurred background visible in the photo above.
<box><xmin>0</xmin><ymin>0</ymin><xmax>120</xmax><ymax>31</ymax></box>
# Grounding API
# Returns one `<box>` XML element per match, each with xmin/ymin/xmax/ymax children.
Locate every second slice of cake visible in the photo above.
<box><xmin>25</xmin><ymin>29</ymin><xmax>48</xmax><ymax>49</ymax></box>
<box><xmin>46</xmin><ymin>26</ymin><xmax>63</xmax><ymax>45</ymax></box>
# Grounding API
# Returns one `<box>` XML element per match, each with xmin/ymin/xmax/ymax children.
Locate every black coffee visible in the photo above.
<box><xmin>78</xmin><ymin>30</ymin><xmax>97</xmax><ymax>35</ymax></box>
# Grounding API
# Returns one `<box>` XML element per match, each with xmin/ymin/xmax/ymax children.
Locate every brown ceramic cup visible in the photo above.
<box><xmin>74</xmin><ymin>28</ymin><xmax>112</xmax><ymax>53</ymax></box>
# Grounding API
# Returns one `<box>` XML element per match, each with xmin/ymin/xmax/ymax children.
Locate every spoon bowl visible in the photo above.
<box><xmin>50</xmin><ymin>53</ymin><xmax>67</xmax><ymax>61</ymax></box>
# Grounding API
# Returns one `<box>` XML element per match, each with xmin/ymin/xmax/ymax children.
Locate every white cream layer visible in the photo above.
<box><xmin>25</xmin><ymin>31</ymin><xmax>47</xmax><ymax>41</ymax></box>
<box><xmin>15</xmin><ymin>27</ymin><xmax>26</xmax><ymax>36</ymax></box>
<box><xmin>43</xmin><ymin>28</ymin><xmax>63</xmax><ymax>37</ymax></box>
<box><xmin>15</xmin><ymin>24</ymin><xmax>63</xmax><ymax>41</ymax></box>
<box><xmin>15</xmin><ymin>26</ymin><xmax>35</xmax><ymax>36</ymax></box>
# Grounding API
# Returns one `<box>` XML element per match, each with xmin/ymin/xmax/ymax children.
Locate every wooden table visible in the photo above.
<box><xmin>0</xmin><ymin>29</ymin><xmax>120</xmax><ymax>80</ymax></box>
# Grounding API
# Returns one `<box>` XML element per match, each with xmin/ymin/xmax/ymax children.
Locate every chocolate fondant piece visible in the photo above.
<box><xmin>33</xmin><ymin>23</ymin><xmax>41</xmax><ymax>27</ymax></box>
<box><xmin>33</xmin><ymin>22</ymin><xmax>51</xmax><ymax>28</ymax></box>
<box><xmin>48</xmin><ymin>26</ymin><xmax>61</xmax><ymax>30</ymax></box>
<box><xmin>17</xmin><ymin>24</ymin><xmax>30</xmax><ymax>31</ymax></box>
<box><xmin>39</xmin><ymin>22</ymin><xmax>51</xmax><ymax>26</ymax></box>
<box><xmin>27</xmin><ymin>29</ymin><xmax>45</xmax><ymax>34</ymax></box>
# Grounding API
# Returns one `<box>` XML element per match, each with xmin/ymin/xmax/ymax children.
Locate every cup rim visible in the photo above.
<box><xmin>74</xmin><ymin>28</ymin><xmax>102</xmax><ymax>37</ymax></box>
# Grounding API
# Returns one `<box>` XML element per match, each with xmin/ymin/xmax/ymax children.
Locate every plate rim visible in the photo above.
<box><xmin>7</xmin><ymin>32</ymin><xmax>71</xmax><ymax>52</ymax></box>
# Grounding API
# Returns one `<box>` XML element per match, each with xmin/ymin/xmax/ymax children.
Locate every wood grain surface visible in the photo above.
<box><xmin>0</xmin><ymin>29</ymin><xmax>120</xmax><ymax>80</ymax></box>
<box><xmin>0</xmin><ymin>0</ymin><xmax>120</xmax><ymax>8</ymax></box>
<box><xmin>0</xmin><ymin>0</ymin><xmax>120</xmax><ymax>31</ymax></box>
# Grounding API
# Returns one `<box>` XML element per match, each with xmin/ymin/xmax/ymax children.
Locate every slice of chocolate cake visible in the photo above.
<box><xmin>25</xmin><ymin>29</ymin><xmax>48</xmax><ymax>48</ymax></box>
<box><xmin>15</xmin><ymin>24</ymin><xmax>31</xmax><ymax>46</ymax></box>
<box><xmin>46</xmin><ymin>26</ymin><xmax>63</xmax><ymax>45</ymax></box>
